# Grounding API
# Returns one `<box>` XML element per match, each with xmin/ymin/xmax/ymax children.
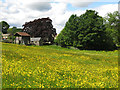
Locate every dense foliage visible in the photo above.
<box><xmin>104</xmin><ymin>11</ymin><xmax>120</xmax><ymax>46</ymax></box>
<box><xmin>2</xmin><ymin>43</ymin><xmax>118</xmax><ymax>88</ymax></box>
<box><xmin>55</xmin><ymin>10</ymin><xmax>117</xmax><ymax>50</ymax></box>
<box><xmin>7</xmin><ymin>27</ymin><xmax>22</xmax><ymax>41</ymax></box>
<box><xmin>8</xmin><ymin>27</ymin><xmax>22</xmax><ymax>35</ymax></box>
<box><xmin>1</xmin><ymin>18</ymin><xmax>57</xmax><ymax>44</ymax></box>
<box><xmin>22</xmin><ymin>17</ymin><xmax>57</xmax><ymax>44</ymax></box>
<box><xmin>0</xmin><ymin>21</ymin><xmax>10</xmax><ymax>34</ymax></box>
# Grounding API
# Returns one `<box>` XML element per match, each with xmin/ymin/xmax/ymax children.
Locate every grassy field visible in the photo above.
<box><xmin>2</xmin><ymin>43</ymin><xmax>118</xmax><ymax>88</ymax></box>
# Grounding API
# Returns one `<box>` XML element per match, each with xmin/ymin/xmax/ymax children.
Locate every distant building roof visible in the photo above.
<box><xmin>31</xmin><ymin>37</ymin><xmax>41</xmax><ymax>41</ymax></box>
<box><xmin>2</xmin><ymin>34</ymin><xmax>10</xmax><ymax>37</ymax></box>
<box><xmin>14</xmin><ymin>32</ymin><xmax>30</xmax><ymax>36</ymax></box>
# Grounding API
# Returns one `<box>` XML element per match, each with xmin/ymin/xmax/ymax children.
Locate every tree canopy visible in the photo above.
<box><xmin>23</xmin><ymin>17</ymin><xmax>57</xmax><ymax>44</ymax></box>
<box><xmin>104</xmin><ymin>11</ymin><xmax>120</xmax><ymax>46</ymax></box>
<box><xmin>7</xmin><ymin>27</ymin><xmax>22</xmax><ymax>42</ymax></box>
<box><xmin>55</xmin><ymin>10</ymin><xmax>117</xmax><ymax>50</ymax></box>
<box><xmin>8</xmin><ymin>27</ymin><xmax>22</xmax><ymax>35</ymax></box>
<box><xmin>0</xmin><ymin>21</ymin><xmax>10</xmax><ymax>34</ymax></box>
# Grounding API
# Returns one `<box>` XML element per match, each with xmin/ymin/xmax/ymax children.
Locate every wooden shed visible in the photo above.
<box><xmin>14</xmin><ymin>32</ymin><xmax>30</xmax><ymax>45</ymax></box>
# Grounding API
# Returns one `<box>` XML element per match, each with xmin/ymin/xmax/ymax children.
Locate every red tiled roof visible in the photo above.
<box><xmin>15</xmin><ymin>32</ymin><xmax>30</xmax><ymax>36</ymax></box>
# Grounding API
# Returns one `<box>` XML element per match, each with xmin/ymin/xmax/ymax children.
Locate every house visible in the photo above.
<box><xmin>14</xmin><ymin>32</ymin><xmax>42</xmax><ymax>46</ymax></box>
<box><xmin>2</xmin><ymin>34</ymin><xmax>10</xmax><ymax>40</ymax></box>
<box><xmin>30</xmin><ymin>37</ymin><xmax>41</xmax><ymax>45</ymax></box>
<box><xmin>14</xmin><ymin>32</ymin><xmax>30</xmax><ymax>45</ymax></box>
<box><xmin>14</xmin><ymin>18</ymin><xmax>57</xmax><ymax>46</ymax></box>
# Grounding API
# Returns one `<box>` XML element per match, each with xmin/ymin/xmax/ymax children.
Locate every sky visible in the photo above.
<box><xmin>0</xmin><ymin>0</ymin><xmax>119</xmax><ymax>34</ymax></box>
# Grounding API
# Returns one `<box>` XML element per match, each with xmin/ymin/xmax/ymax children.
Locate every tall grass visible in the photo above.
<box><xmin>2</xmin><ymin>43</ymin><xmax>118</xmax><ymax>88</ymax></box>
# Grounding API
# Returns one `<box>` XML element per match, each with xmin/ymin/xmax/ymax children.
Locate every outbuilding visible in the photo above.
<box><xmin>14</xmin><ymin>32</ymin><xmax>30</xmax><ymax>45</ymax></box>
<box><xmin>30</xmin><ymin>37</ymin><xmax>41</xmax><ymax>46</ymax></box>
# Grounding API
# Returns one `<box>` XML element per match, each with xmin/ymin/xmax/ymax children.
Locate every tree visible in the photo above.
<box><xmin>55</xmin><ymin>14</ymin><xmax>78</xmax><ymax>47</ymax></box>
<box><xmin>104</xmin><ymin>11</ymin><xmax>120</xmax><ymax>46</ymax></box>
<box><xmin>0</xmin><ymin>21</ymin><xmax>10</xmax><ymax>34</ymax></box>
<box><xmin>76</xmin><ymin>10</ymin><xmax>111</xmax><ymax>50</ymax></box>
<box><xmin>7</xmin><ymin>27</ymin><xmax>22</xmax><ymax>42</ymax></box>
<box><xmin>55</xmin><ymin>10</ymin><xmax>116</xmax><ymax>50</ymax></box>
<box><xmin>23</xmin><ymin>17</ymin><xmax>57</xmax><ymax>44</ymax></box>
<box><xmin>8</xmin><ymin>27</ymin><xmax>22</xmax><ymax>35</ymax></box>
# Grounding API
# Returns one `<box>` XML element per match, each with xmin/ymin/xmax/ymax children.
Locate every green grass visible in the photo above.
<box><xmin>2</xmin><ymin>43</ymin><xmax>118</xmax><ymax>88</ymax></box>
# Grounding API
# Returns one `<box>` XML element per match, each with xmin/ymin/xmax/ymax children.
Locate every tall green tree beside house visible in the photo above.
<box><xmin>55</xmin><ymin>10</ymin><xmax>117</xmax><ymax>50</ymax></box>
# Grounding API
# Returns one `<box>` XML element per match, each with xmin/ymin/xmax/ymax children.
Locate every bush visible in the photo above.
<box><xmin>2</xmin><ymin>39</ymin><xmax>12</xmax><ymax>43</ymax></box>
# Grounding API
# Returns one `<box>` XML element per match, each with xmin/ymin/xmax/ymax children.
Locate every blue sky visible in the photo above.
<box><xmin>67</xmin><ymin>1</ymin><xmax>118</xmax><ymax>11</ymax></box>
<box><xmin>1</xmin><ymin>0</ymin><xmax>5</xmax><ymax>2</ymax></box>
<box><xmin>0</xmin><ymin>0</ymin><xmax>119</xmax><ymax>33</ymax></box>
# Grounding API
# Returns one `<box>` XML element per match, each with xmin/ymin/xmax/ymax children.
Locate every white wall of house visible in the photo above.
<box><xmin>30</xmin><ymin>37</ymin><xmax>41</xmax><ymax>46</ymax></box>
<box><xmin>2</xmin><ymin>34</ymin><xmax>10</xmax><ymax>40</ymax></box>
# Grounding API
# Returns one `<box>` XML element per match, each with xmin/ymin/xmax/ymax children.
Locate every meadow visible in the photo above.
<box><xmin>2</xmin><ymin>43</ymin><xmax>118</xmax><ymax>88</ymax></box>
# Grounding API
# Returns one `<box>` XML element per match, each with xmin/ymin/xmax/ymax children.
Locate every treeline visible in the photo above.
<box><xmin>0</xmin><ymin>21</ymin><xmax>22</xmax><ymax>41</ymax></box>
<box><xmin>0</xmin><ymin>10</ymin><xmax>119</xmax><ymax>50</ymax></box>
<box><xmin>55</xmin><ymin>10</ymin><xmax>120</xmax><ymax>51</ymax></box>
<box><xmin>0</xmin><ymin>21</ymin><xmax>22</xmax><ymax>34</ymax></box>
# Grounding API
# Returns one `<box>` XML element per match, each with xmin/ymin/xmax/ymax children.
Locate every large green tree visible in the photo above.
<box><xmin>0</xmin><ymin>21</ymin><xmax>10</xmax><ymax>34</ymax></box>
<box><xmin>55</xmin><ymin>10</ymin><xmax>116</xmax><ymax>50</ymax></box>
<box><xmin>75</xmin><ymin>10</ymin><xmax>116</xmax><ymax>50</ymax></box>
<box><xmin>55</xmin><ymin>14</ymin><xmax>79</xmax><ymax>47</ymax></box>
<box><xmin>104</xmin><ymin>11</ymin><xmax>120</xmax><ymax>46</ymax></box>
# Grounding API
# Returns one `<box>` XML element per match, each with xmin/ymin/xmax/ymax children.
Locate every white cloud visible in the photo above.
<box><xmin>4</xmin><ymin>0</ymin><xmax>52</xmax><ymax>11</ymax></box>
<box><xmin>0</xmin><ymin>0</ymin><xmax>118</xmax><ymax>34</ymax></box>
<box><xmin>96</xmin><ymin>0</ymin><xmax>119</xmax><ymax>2</ymax></box>
<box><xmin>8</xmin><ymin>5</ymin><xmax>19</xmax><ymax>13</ymax></box>
<box><xmin>69</xmin><ymin>0</ymin><xmax>100</xmax><ymax>7</ymax></box>
<box><xmin>119</xmin><ymin>2</ymin><xmax>120</xmax><ymax>13</ymax></box>
<box><xmin>26</xmin><ymin>2</ymin><xmax>51</xmax><ymax>11</ymax></box>
<box><xmin>21</xmin><ymin>0</ymin><xmax>52</xmax><ymax>11</ymax></box>
<box><xmin>92</xmin><ymin>4</ymin><xmax>118</xmax><ymax>17</ymax></box>
<box><xmin>50</xmin><ymin>3</ymin><xmax>67</xmax><ymax>25</ymax></box>
<box><xmin>53</xmin><ymin>0</ymin><xmax>119</xmax><ymax>9</ymax></box>
<box><xmin>54</xmin><ymin>0</ymin><xmax>99</xmax><ymax>7</ymax></box>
